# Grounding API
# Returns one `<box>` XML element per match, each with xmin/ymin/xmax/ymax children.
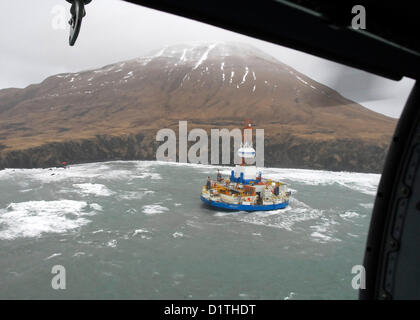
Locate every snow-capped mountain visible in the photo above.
<box><xmin>0</xmin><ymin>42</ymin><xmax>396</xmax><ymax>172</ymax></box>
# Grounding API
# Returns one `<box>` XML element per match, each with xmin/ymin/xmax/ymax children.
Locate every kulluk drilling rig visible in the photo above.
<box><xmin>201</xmin><ymin>120</ymin><xmax>291</xmax><ymax>211</ymax></box>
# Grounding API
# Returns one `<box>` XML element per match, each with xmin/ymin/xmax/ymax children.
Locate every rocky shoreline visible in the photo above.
<box><xmin>0</xmin><ymin>134</ymin><xmax>389</xmax><ymax>173</ymax></box>
<box><xmin>0</xmin><ymin>43</ymin><xmax>395</xmax><ymax>174</ymax></box>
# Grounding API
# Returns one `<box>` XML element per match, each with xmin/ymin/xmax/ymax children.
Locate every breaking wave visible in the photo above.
<box><xmin>142</xmin><ymin>204</ymin><xmax>169</xmax><ymax>215</ymax></box>
<box><xmin>0</xmin><ymin>200</ymin><xmax>100</xmax><ymax>240</ymax></box>
<box><xmin>73</xmin><ymin>183</ymin><xmax>114</xmax><ymax>197</ymax></box>
<box><xmin>263</xmin><ymin>168</ymin><xmax>380</xmax><ymax>196</ymax></box>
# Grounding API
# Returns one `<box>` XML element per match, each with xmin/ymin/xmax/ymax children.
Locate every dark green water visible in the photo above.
<box><xmin>0</xmin><ymin>161</ymin><xmax>379</xmax><ymax>299</ymax></box>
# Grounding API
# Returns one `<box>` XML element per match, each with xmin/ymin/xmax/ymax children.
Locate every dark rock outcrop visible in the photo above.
<box><xmin>0</xmin><ymin>132</ymin><xmax>389</xmax><ymax>173</ymax></box>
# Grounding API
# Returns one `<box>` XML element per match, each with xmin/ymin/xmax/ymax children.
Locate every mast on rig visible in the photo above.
<box><xmin>238</xmin><ymin>119</ymin><xmax>255</xmax><ymax>166</ymax></box>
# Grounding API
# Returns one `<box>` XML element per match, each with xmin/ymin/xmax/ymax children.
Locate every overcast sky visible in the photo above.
<box><xmin>0</xmin><ymin>0</ymin><xmax>415</xmax><ymax>118</ymax></box>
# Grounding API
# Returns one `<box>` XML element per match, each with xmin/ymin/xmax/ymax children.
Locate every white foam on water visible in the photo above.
<box><xmin>45</xmin><ymin>253</ymin><xmax>62</xmax><ymax>260</ymax></box>
<box><xmin>133</xmin><ymin>228</ymin><xmax>150</xmax><ymax>236</ymax></box>
<box><xmin>311</xmin><ymin>232</ymin><xmax>334</xmax><ymax>242</ymax></box>
<box><xmin>172</xmin><ymin>232</ymin><xmax>184</xmax><ymax>238</ymax></box>
<box><xmin>340</xmin><ymin>211</ymin><xmax>360</xmax><ymax>220</ymax></box>
<box><xmin>150</xmin><ymin>160</ymin><xmax>218</xmax><ymax>171</ymax></box>
<box><xmin>73</xmin><ymin>252</ymin><xmax>86</xmax><ymax>257</ymax></box>
<box><xmin>0</xmin><ymin>161</ymin><xmax>378</xmax><ymax>242</ymax></box>
<box><xmin>310</xmin><ymin>219</ymin><xmax>341</xmax><ymax>243</ymax></box>
<box><xmin>239</xmin><ymin>198</ymin><xmax>324</xmax><ymax>231</ymax></box>
<box><xmin>146</xmin><ymin>162</ymin><xmax>378</xmax><ymax>197</ymax></box>
<box><xmin>284</xmin><ymin>292</ymin><xmax>296</xmax><ymax>300</ymax></box>
<box><xmin>214</xmin><ymin>211</ymin><xmax>237</xmax><ymax>217</ymax></box>
<box><xmin>107</xmin><ymin>239</ymin><xmax>117</xmax><ymax>248</ymax></box>
<box><xmin>0</xmin><ymin>162</ymin><xmax>152</xmax><ymax>184</ymax></box>
<box><xmin>73</xmin><ymin>183</ymin><xmax>114</xmax><ymax>197</ymax></box>
<box><xmin>360</xmin><ymin>203</ymin><xmax>374</xmax><ymax>209</ymax></box>
<box><xmin>125</xmin><ymin>208</ymin><xmax>137</xmax><ymax>214</ymax></box>
<box><xmin>117</xmin><ymin>190</ymin><xmax>153</xmax><ymax>200</ymax></box>
<box><xmin>89</xmin><ymin>203</ymin><xmax>103</xmax><ymax>211</ymax></box>
<box><xmin>253</xmin><ymin>206</ymin><xmax>292</xmax><ymax>217</ymax></box>
<box><xmin>132</xmin><ymin>172</ymin><xmax>162</xmax><ymax>180</ymax></box>
<box><xmin>172</xmin><ymin>273</ymin><xmax>185</xmax><ymax>280</ymax></box>
<box><xmin>185</xmin><ymin>220</ymin><xmax>203</xmax><ymax>230</ymax></box>
<box><xmin>347</xmin><ymin>233</ymin><xmax>359</xmax><ymax>238</ymax></box>
<box><xmin>0</xmin><ymin>200</ymin><xmax>98</xmax><ymax>240</ymax></box>
<box><xmin>263</xmin><ymin>168</ymin><xmax>380</xmax><ymax>196</ymax></box>
<box><xmin>142</xmin><ymin>204</ymin><xmax>169</xmax><ymax>215</ymax></box>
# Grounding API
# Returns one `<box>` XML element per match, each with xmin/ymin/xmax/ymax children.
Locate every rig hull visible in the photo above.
<box><xmin>200</xmin><ymin>195</ymin><xmax>289</xmax><ymax>212</ymax></box>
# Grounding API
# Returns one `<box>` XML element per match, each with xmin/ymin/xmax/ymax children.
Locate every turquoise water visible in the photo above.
<box><xmin>0</xmin><ymin>161</ymin><xmax>379</xmax><ymax>299</ymax></box>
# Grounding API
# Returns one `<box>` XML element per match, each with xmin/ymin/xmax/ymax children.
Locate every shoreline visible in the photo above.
<box><xmin>0</xmin><ymin>158</ymin><xmax>382</xmax><ymax>175</ymax></box>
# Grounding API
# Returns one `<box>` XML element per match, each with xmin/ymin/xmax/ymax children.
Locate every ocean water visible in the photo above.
<box><xmin>0</xmin><ymin>161</ymin><xmax>379</xmax><ymax>299</ymax></box>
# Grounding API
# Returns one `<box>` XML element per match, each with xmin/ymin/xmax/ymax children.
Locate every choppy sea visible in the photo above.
<box><xmin>0</xmin><ymin>161</ymin><xmax>379</xmax><ymax>299</ymax></box>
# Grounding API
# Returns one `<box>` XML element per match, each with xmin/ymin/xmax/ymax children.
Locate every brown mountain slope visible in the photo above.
<box><xmin>0</xmin><ymin>42</ymin><xmax>396</xmax><ymax>172</ymax></box>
